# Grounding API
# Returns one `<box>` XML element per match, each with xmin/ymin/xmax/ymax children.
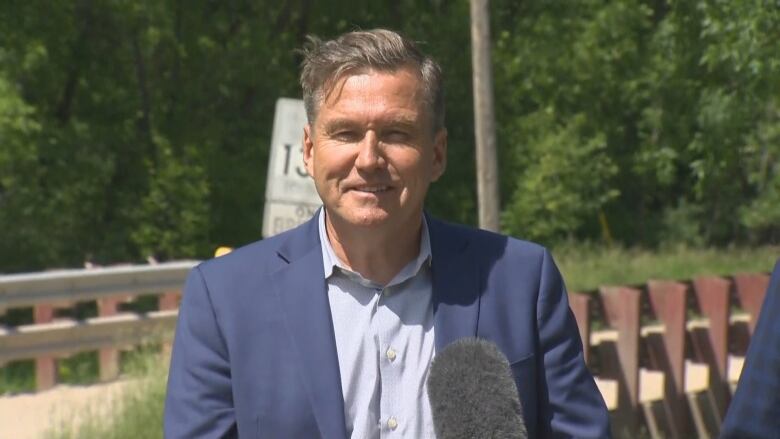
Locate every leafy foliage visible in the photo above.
<box><xmin>502</xmin><ymin>112</ymin><xmax>618</xmax><ymax>242</ymax></box>
<box><xmin>0</xmin><ymin>1</ymin><xmax>778</xmax><ymax>272</ymax></box>
<box><xmin>494</xmin><ymin>0</ymin><xmax>780</xmax><ymax>246</ymax></box>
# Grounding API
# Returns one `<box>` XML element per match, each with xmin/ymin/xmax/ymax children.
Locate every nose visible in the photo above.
<box><xmin>355</xmin><ymin>131</ymin><xmax>385</xmax><ymax>171</ymax></box>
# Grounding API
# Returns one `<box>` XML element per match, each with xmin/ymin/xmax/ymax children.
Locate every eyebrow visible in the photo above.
<box><xmin>322</xmin><ymin>116</ymin><xmax>420</xmax><ymax>133</ymax></box>
<box><xmin>322</xmin><ymin>119</ymin><xmax>360</xmax><ymax>133</ymax></box>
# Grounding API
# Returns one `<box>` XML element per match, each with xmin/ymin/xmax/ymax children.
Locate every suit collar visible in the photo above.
<box><xmin>275</xmin><ymin>208</ymin><xmax>322</xmax><ymax>264</ymax></box>
<box><xmin>317</xmin><ymin>209</ymin><xmax>434</xmax><ymax>282</ymax></box>
<box><xmin>271</xmin><ymin>212</ymin><xmax>480</xmax><ymax>438</ymax></box>
<box><xmin>275</xmin><ymin>212</ymin><xmax>482</xmax><ymax>348</ymax></box>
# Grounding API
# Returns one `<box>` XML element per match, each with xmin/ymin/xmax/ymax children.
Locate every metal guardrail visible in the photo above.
<box><xmin>0</xmin><ymin>261</ymin><xmax>197</xmax><ymax>385</ymax></box>
<box><xmin>0</xmin><ymin>310</ymin><xmax>178</xmax><ymax>364</ymax></box>
<box><xmin>0</xmin><ymin>261</ymin><xmax>198</xmax><ymax>310</ymax></box>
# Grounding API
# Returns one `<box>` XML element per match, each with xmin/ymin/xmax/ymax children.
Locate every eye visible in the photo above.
<box><xmin>383</xmin><ymin>129</ymin><xmax>411</xmax><ymax>143</ymax></box>
<box><xmin>332</xmin><ymin>130</ymin><xmax>361</xmax><ymax>142</ymax></box>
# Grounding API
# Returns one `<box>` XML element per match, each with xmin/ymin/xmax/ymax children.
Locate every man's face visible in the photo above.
<box><xmin>303</xmin><ymin>66</ymin><xmax>447</xmax><ymax>231</ymax></box>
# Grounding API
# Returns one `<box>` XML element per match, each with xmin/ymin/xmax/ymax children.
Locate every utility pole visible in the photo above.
<box><xmin>470</xmin><ymin>0</ymin><xmax>501</xmax><ymax>232</ymax></box>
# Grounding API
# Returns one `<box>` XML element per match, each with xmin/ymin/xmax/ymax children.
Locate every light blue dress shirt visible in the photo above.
<box><xmin>318</xmin><ymin>210</ymin><xmax>437</xmax><ymax>439</ymax></box>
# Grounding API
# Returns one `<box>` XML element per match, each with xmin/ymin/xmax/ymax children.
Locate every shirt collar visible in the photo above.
<box><xmin>318</xmin><ymin>209</ymin><xmax>432</xmax><ymax>282</ymax></box>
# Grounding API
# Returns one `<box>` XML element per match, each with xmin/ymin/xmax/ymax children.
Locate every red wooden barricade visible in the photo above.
<box><xmin>569</xmin><ymin>270</ymin><xmax>771</xmax><ymax>438</ymax></box>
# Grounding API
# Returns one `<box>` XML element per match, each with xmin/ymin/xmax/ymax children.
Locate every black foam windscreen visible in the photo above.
<box><xmin>427</xmin><ymin>337</ymin><xmax>527</xmax><ymax>439</ymax></box>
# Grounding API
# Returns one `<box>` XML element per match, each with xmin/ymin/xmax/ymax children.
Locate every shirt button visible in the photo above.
<box><xmin>387</xmin><ymin>417</ymin><xmax>398</xmax><ymax>430</ymax></box>
<box><xmin>386</xmin><ymin>348</ymin><xmax>397</xmax><ymax>362</ymax></box>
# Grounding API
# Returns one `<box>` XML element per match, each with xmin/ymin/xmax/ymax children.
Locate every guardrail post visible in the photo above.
<box><xmin>158</xmin><ymin>291</ymin><xmax>179</xmax><ymax>311</ymax></box>
<box><xmin>599</xmin><ymin>286</ymin><xmax>641</xmax><ymax>436</ymax></box>
<box><xmin>646</xmin><ymin>281</ymin><xmax>689</xmax><ymax>438</ymax></box>
<box><xmin>568</xmin><ymin>292</ymin><xmax>591</xmax><ymax>364</ymax></box>
<box><xmin>158</xmin><ymin>291</ymin><xmax>180</xmax><ymax>358</ymax></box>
<box><xmin>733</xmin><ymin>273</ymin><xmax>770</xmax><ymax>334</ymax></box>
<box><xmin>691</xmin><ymin>276</ymin><xmax>730</xmax><ymax>422</ymax></box>
<box><xmin>98</xmin><ymin>297</ymin><xmax>121</xmax><ymax>381</ymax></box>
<box><xmin>34</xmin><ymin>304</ymin><xmax>57</xmax><ymax>390</ymax></box>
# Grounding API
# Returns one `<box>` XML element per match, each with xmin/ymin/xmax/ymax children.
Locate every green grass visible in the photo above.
<box><xmin>0</xmin><ymin>352</ymin><xmax>100</xmax><ymax>394</ymax></box>
<box><xmin>0</xmin><ymin>360</ymin><xmax>35</xmax><ymax>394</ymax></box>
<box><xmin>554</xmin><ymin>244</ymin><xmax>779</xmax><ymax>292</ymax></box>
<box><xmin>58</xmin><ymin>351</ymin><xmax>100</xmax><ymax>385</ymax></box>
<box><xmin>44</xmin><ymin>350</ymin><xmax>167</xmax><ymax>439</ymax></box>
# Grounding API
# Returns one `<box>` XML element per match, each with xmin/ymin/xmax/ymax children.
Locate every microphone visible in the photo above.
<box><xmin>427</xmin><ymin>338</ymin><xmax>527</xmax><ymax>439</ymax></box>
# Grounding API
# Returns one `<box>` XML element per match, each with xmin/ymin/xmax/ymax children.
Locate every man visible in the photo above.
<box><xmin>721</xmin><ymin>259</ymin><xmax>780</xmax><ymax>438</ymax></box>
<box><xmin>164</xmin><ymin>29</ymin><xmax>610</xmax><ymax>438</ymax></box>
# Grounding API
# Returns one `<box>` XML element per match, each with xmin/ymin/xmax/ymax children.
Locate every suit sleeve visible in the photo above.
<box><xmin>536</xmin><ymin>249</ymin><xmax>611</xmax><ymax>438</ymax></box>
<box><xmin>721</xmin><ymin>259</ymin><xmax>780</xmax><ymax>439</ymax></box>
<box><xmin>164</xmin><ymin>266</ymin><xmax>237</xmax><ymax>439</ymax></box>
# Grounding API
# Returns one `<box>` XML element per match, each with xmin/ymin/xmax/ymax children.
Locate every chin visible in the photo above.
<box><xmin>338</xmin><ymin>207</ymin><xmax>393</xmax><ymax>228</ymax></box>
<box><xmin>350</xmin><ymin>212</ymin><xmax>391</xmax><ymax>227</ymax></box>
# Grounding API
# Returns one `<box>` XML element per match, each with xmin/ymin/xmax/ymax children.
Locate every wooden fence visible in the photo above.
<box><xmin>0</xmin><ymin>262</ymin><xmax>771</xmax><ymax>438</ymax></box>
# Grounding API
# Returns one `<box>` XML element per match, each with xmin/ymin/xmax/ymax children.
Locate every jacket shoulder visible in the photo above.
<box><xmin>429</xmin><ymin>216</ymin><xmax>548</xmax><ymax>259</ymax></box>
<box><xmin>195</xmin><ymin>222</ymin><xmax>312</xmax><ymax>282</ymax></box>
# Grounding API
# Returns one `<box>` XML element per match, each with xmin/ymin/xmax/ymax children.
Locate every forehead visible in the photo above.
<box><xmin>317</xmin><ymin>67</ymin><xmax>427</xmax><ymax>122</ymax></box>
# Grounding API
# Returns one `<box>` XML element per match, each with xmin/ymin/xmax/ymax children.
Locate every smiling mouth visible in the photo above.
<box><xmin>351</xmin><ymin>186</ymin><xmax>391</xmax><ymax>193</ymax></box>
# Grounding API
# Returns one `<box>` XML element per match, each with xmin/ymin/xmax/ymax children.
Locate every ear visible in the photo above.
<box><xmin>303</xmin><ymin>124</ymin><xmax>315</xmax><ymax>177</ymax></box>
<box><xmin>430</xmin><ymin>128</ymin><xmax>447</xmax><ymax>182</ymax></box>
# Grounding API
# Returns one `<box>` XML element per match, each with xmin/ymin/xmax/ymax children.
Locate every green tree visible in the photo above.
<box><xmin>1</xmin><ymin>0</ymin><xmax>779</xmax><ymax>272</ymax></box>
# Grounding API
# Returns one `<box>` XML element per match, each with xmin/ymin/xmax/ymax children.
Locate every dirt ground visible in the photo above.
<box><xmin>0</xmin><ymin>380</ymin><xmax>130</xmax><ymax>439</ymax></box>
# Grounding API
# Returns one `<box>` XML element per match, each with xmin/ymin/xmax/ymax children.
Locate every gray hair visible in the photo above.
<box><xmin>299</xmin><ymin>29</ymin><xmax>445</xmax><ymax>131</ymax></box>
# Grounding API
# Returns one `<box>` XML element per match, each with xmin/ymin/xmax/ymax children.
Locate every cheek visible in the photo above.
<box><xmin>396</xmin><ymin>153</ymin><xmax>431</xmax><ymax>180</ymax></box>
<box><xmin>313</xmin><ymin>151</ymin><xmax>352</xmax><ymax>181</ymax></box>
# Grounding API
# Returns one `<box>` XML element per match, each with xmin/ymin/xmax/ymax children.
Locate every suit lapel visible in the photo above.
<box><xmin>271</xmin><ymin>216</ymin><xmax>347</xmax><ymax>439</ymax></box>
<box><xmin>428</xmin><ymin>217</ymin><xmax>481</xmax><ymax>352</ymax></box>
<box><xmin>269</xmin><ymin>214</ymin><xmax>480</xmax><ymax>438</ymax></box>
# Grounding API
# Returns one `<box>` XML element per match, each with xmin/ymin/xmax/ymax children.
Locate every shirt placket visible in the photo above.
<box><xmin>376</xmin><ymin>284</ymin><xmax>404</xmax><ymax>437</ymax></box>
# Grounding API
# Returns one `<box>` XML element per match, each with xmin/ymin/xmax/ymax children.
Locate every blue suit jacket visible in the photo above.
<box><xmin>164</xmin><ymin>215</ymin><xmax>610</xmax><ymax>438</ymax></box>
<box><xmin>721</xmin><ymin>259</ymin><xmax>780</xmax><ymax>439</ymax></box>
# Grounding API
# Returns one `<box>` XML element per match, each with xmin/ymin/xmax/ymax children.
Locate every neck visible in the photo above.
<box><xmin>325</xmin><ymin>212</ymin><xmax>423</xmax><ymax>286</ymax></box>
